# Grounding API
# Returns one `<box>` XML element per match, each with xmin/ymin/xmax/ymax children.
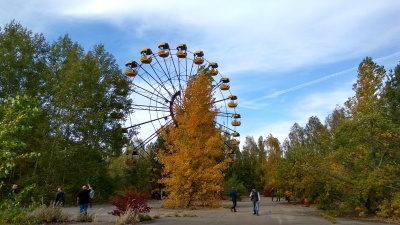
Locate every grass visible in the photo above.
<box><xmin>320</xmin><ymin>212</ymin><xmax>337</xmax><ymax>224</ymax></box>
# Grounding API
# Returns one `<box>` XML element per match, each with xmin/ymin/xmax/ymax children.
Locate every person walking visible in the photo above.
<box><xmin>249</xmin><ymin>188</ymin><xmax>260</xmax><ymax>216</ymax></box>
<box><xmin>89</xmin><ymin>186</ymin><xmax>95</xmax><ymax>208</ymax></box>
<box><xmin>77</xmin><ymin>184</ymin><xmax>92</xmax><ymax>216</ymax></box>
<box><xmin>229</xmin><ymin>186</ymin><xmax>237</xmax><ymax>212</ymax></box>
<box><xmin>270</xmin><ymin>188</ymin><xmax>275</xmax><ymax>202</ymax></box>
<box><xmin>54</xmin><ymin>187</ymin><xmax>65</xmax><ymax>207</ymax></box>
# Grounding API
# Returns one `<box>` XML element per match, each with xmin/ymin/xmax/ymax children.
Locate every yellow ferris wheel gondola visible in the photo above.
<box><xmin>231</xmin><ymin>131</ymin><xmax>240</xmax><ymax>137</ymax></box>
<box><xmin>193</xmin><ymin>50</ymin><xmax>204</xmax><ymax>65</ymax></box>
<box><xmin>220</xmin><ymin>84</ymin><xmax>230</xmax><ymax>91</ymax></box>
<box><xmin>225</xmin><ymin>157</ymin><xmax>234</xmax><ymax>163</ymax></box>
<box><xmin>231</xmin><ymin>113</ymin><xmax>241</xmax><ymax>126</ymax></box>
<box><xmin>176</xmin><ymin>43</ymin><xmax>187</xmax><ymax>58</ymax></box>
<box><xmin>125</xmin><ymin>146</ymin><xmax>138</xmax><ymax>166</ymax></box>
<box><xmin>226</xmin><ymin>149</ymin><xmax>235</xmax><ymax>154</ymax></box>
<box><xmin>208</xmin><ymin>62</ymin><xmax>219</xmax><ymax>75</ymax></box>
<box><xmin>228</xmin><ymin>95</ymin><xmax>238</xmax><ymax>108</ymax></box>
<box><xmin>125</xmin><ymin>60</ymin><xmax>138</xmax><ymax>77</ymax></box>
<box><xmin>140</xmin><ymin>48</ymin><xmax>153</xmax><ymax>64</ymax></box>
<box><xmin>158</xmin><ymin>42</ymin><xmax>170</xmax><ymax>58</ymax></box>
<box><xmin>230</xmin><ymin>139</ymin><xmax>240</xmax><ymax>145</ymax></box>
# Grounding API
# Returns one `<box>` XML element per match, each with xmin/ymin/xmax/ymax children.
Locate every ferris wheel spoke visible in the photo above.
<box><xmin>153</xmin><ymin>55</ymin><xmax>178</xmax><ymax>94</ymax></box>
<box><xmin>132</xmin><ymin>120</ymin><xmax>173</xmax><ymax>151</ymax></box>
<box><xmin>177</xmin><ymin>58</ymin><xmax>189</xmax><ymax>91</ymax></box>
<box><xmin>125</xmin><ymin>116</ymin><xmax>171</xmax><ymax>129</ymax></box>
<box><xmin>130</xmin><ymin>104</ymin><xmax>169</xmax><ymax>113</ymax></box>
<box><xmin>135</xmin><ymin>71</ymin><xmax>171</xmax><ymax>102</ymax></box>
<box><xmin>140</xmin><ymin>64</ymin><xmax>174</xmax><ymax>98</ymax></box>
<box><xmin>212</xmin><ymin>81</ymin><xmax>225</xmax><ymax>92</ymax></box>
<box><xmin>213</xmin><ymin>97</ymin><xmax>230</xmax><ymax>104</ymax></box>
<box><xmin>131</xmin><ymin>85</ymin><xmax>170</xmax><ymax>107</ymax></box>
<box><xmin>148</xmin><ymin>58</ymin><xmax>178</xmax><ymax>96</ymax></box>
<box><xmin>215</xmin><ymin>121</ymin><xmax>236</xmax><ymax>133</ymax></box>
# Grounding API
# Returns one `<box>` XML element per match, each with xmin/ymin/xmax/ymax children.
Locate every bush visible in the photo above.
<box><xmin>0</xmin><ymin>185</ymin><xmax>38</xmax><ymax>224</ymax></box>
<box><xmin>377</xmin><ymin>192</ymin><xmax>400</xmax><ymax>221</ymax></box>
<box><xmin>0</xmin><ymin>199</ymin><xmax>35</xmax><ymax>224</ymax></box>
<box><xmin>108</xmin><ymin>191</ymin><xmax>151</xmax><ymax>223</ymax></box>
<box><xmin>224</xmin><ymin>174</ymin><xmax>247</xmax><ymax>201</ymax></box>
<box><xmin>76</xmin><ymin>212</ymin><xmax>95</xmax><ymax>222</ymax></box>
<box><xmin>138</xmin><ymin>214</ymin><xmax>153</xmax><ymax>221</ymax></box>
<box><xmin>31</xmin><ymin>202</ymin><xmax>71</xmax><ymax>223</ymax></box>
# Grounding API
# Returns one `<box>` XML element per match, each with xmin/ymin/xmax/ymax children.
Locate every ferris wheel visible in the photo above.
<box><xmin>122</xmin><ymin>42</ymin><xmax>241</xmax><ymax>164</ymax></box>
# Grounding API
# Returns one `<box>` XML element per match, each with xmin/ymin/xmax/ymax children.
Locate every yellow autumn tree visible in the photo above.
<box><xmin>159</xmin><ymin>71</ymin><xmax>226</xmax><ymax>208</ymax></box>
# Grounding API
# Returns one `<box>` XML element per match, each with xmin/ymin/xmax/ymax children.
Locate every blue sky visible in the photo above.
<box><xmin>1</xmin><ymin>0</ymin><xmax>400</xmax><ymax>145</ymax></box>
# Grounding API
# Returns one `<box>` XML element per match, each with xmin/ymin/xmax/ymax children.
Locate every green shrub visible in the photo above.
<box><xmin>224</xmin><ymin>174</ymin><xmax>247</xmax><ymax>201</ymax></box>
<box><xmin>138</xmin><ymin>214</ymin><xmax>153</xmax><ymax>221</ymax></box>
<box><xmin>0</xmin><ymin>185</ymin><xmax>38</xmax><ymax>224</ymax></box>
<box><xmin>76</xmin><ymin>212</ymin><xmax>95</xmax><ymax>222</ymax></box>
<box><xmin>377</xmin><ymin>192</ymin><xmax>400</xmax><ymax>221</ymax></box>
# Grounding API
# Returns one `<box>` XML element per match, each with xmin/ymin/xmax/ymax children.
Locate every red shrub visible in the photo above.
<box><xmin>108</xmin><ymin>191</ymin><xmax>151</xmax><ymax>216</ymax></box>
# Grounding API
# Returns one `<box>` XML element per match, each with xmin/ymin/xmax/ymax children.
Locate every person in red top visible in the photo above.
<box><xmin>77</xmin><ymin>184</ymin><xmax>92</xmax><ymax>215</ymax></box>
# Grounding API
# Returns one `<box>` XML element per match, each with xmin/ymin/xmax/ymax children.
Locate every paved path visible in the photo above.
<box><xmin>62</xmin><ymin>197</ymin><xmax>390</xmax><ymax>225</ymax></box>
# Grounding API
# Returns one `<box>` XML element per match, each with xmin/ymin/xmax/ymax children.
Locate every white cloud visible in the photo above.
<box><xmin>293</xmin><ymin>90</ymin><xmax>352</xmax><ymax>120</ymax></box>
<box><xmin>2</xmin><ymin>0</ymin><xmax>399</xmax><ymax>75</ymax></box>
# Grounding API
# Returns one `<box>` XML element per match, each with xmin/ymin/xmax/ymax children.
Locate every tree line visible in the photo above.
<box><xmin>226</xmin><ymin>56</ymin><xmax>400</xmax><ymax>218</ymax></box>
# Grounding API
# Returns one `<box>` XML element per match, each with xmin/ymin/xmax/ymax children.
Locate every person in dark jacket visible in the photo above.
<box><xmin>54</xmin><ymin>187</ymin><xmax>65</xmax><ymax>207</ymax></box>
<box><xmin>229</xmin><ymin>187</ymin><xmax>237</xmax><ymax>212</ymax></box>
<box><xmin>270</xmin><ymin>187</ymin><xmax>275</xmax><ymax>201</ymax></box>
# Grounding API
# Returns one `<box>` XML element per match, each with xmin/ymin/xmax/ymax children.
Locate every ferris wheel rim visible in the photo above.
<box><xmin>122</xmin><ymin>43</ymin><xmax>240</xmax><ymax>154</ymax></box>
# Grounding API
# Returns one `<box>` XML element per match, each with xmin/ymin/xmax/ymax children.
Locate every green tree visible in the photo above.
<box><xmin>0</xmin><ymin>95</ymin><xmax>42</xmax><ymax>196</ymax></box>
<box><xmin>0</xmin><ymin>20</ymin><xmax>49</xmax><ymax>101</ymax></box>
<box><xmin>340</xmin><ymin>57</ymin><xmax>393</xmax><ymax>212</ymax></box>
<box><xmin>382</xmin><ymin>63</ymin><xmax>400</xmax><ymax>126</ymax></box>
<box><xmin>0</xmin><ymin>21</ymin><xmax>131</xmax><ymax>203</ymax></box>
<box><xmin>35</xmin><ymin>35</ymin><xmax>131</xmax><ymax>201</ymax></box>
<box><xmin>239</xmin><ymin>136</ymin><xmax>264</xmax><ymax>191</ymax></box>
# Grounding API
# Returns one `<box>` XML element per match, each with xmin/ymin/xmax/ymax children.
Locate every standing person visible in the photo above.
<box><xmin>249</xmin><ymin>188</ymin><xmax>260</xmax><ymax>216</ymax></box>
<box><xmin>77</xmin><ymin>184</ymin><xmax>92</xmax><ymax>216</ymax></box>
<box><xmin>270</xmin><ymin>187</ymin><xmax>275</xmax><ymax>202</ymax></box>
<box><xmin>54</xmin><ymin>187</ymin><xmax>65</xmax><ymax>207</ymax></box>
<box><xmin>9</xmin><ymin>184</ymin><xmax>18</xmax><ymax>201</ymax></box>
<box><xmin>89</xmin><ymin>186</ymin><xmax>95</xmax><ymax>208</ymax></box>
<box><xmin>229</xmin><ymin>186</ymin><xmax>237</xmax><ymax>212</ymax></box>
<box><xmin>275</xmin><ymin>189</ymin><xmax>281</xmax><ymax>202</ymax></box>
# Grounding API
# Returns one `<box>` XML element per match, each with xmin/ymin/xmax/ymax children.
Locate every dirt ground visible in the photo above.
<box><xmin>62</xmin><ymin>196</ymin><xmax>394</xmax><ymax>225</ymax></box>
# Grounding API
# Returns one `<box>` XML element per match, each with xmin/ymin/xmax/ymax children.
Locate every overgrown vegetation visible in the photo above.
<box><xmin>31</xmin><ymin>202</ymin><xmax>71</xmax><ymax>224</ymax></box>
<box><xmin>108</xmin><ymin>191</ymin><xmax>151</xmax><ymax>223</ymax></box>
